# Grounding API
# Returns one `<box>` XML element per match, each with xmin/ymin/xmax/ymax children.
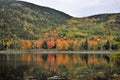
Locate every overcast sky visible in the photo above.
<box><xmin>20</xmin><ymin>0</ymin><xmax>120</xmax><ymax>17</ymax></box>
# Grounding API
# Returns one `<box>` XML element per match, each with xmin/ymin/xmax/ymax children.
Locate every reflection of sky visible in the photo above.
<box><xmin>19</xmin><ymin>0</ymin><xmax>120</xmax><ymax>17</ymax></box>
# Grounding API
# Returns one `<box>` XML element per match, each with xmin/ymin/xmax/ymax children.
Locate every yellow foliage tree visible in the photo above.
<box><xmin>56</xmin><ymin>39</ymin><xmax>69</xmax><ymax>50</ymax></box>
<box><xmin>22</xmin><ymin>40</ymin><xmax>32</xmax><ymax>50</ymax></box>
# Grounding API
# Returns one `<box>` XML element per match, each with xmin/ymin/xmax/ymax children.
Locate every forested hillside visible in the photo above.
<box><xmin>0</xmin><ymin>0</ymin><xmax>120</xmax><ymax>50</ymax></box>
<box><xmin>38</xmin><ymin>13</ymin><xmax>120</xmax><ymax>50</ymax></box>
<box><xmin>0</xmin><ymin>0</ymin><xmax>71</xmax><ymax>40</ymax></box>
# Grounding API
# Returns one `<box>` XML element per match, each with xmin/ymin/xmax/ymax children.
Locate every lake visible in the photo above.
<box><xmin>0</xmin><ymin>53</ymin><xmax>120</xmax><ymax>80</ymax></box>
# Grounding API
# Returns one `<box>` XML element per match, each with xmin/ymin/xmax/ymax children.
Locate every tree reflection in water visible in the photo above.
<box><xmin>0</xmin><ymin>53</ymin><xmax>120</xmax><ymax>80</ymax></box>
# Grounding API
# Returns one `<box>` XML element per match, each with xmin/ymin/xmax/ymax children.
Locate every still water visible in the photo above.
<box><xmin>0</xmin><ymin>53</ymin><xmax>120</xmax><ymax>80</ymax></box>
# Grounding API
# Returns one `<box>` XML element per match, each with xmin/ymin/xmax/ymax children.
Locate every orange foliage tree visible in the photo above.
<box><xmin>22</xmin><ymin>40</ymin><xmax>32</xmax><ymax>50</ymax></box>
<box><xmin>67</xmin><ymin>39</ymin><xmax>78</xmax><ymax>50</ymax></box>
<box><xmin>88</xmin><ymin>38</ymin><xmax>107</xmax><ymax>50</ymax></box>
<box><xmin>47</xmin><ymin>38</ymin><xmax>55</xmax><ymax>49</ymax></box>
<box><xmin>56</xmin><ymin>39</ymin><xmax>69</xmax><ymax>50</ymax></box>
<box><xmin>36</xmin><ymin>40</ymin><xmax>43</xmax><ymax>49</ymax></box>
<box><xmin>72</xmin><ymin>39</ymin><xmax>78</xmax><ymax>50</ymax></box>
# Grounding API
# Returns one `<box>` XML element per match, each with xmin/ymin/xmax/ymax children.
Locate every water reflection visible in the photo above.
<box><xmin>0</xmin><ymin>53</ymin><xmax>120</xmax><ymax>80</ymax></box>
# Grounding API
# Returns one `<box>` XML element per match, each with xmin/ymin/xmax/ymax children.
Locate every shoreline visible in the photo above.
<box><xmin>0</xmin><ymin>49</ymin><xmax>120</xmax><ymax>54</ymax></box>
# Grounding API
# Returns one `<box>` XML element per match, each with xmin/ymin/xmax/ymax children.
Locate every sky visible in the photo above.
<box><xmin>20</xmin><ymin>0</ymin><xmax>120</xmax><ymax>17</ymax></box>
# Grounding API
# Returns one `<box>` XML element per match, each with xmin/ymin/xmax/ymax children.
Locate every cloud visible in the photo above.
<box><xmin>20</xmin><ymin>0</ymin><xmax>120</xmax><ymax>17</ymax></box>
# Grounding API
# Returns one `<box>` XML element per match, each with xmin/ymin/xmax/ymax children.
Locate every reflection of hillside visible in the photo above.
<box><xmin>33</xmin><ymin>54</ymin><xmax>109</xmax><ymax>73</ymax></box>
<box><xmin>87</xmin><ymin>55</ymin><xmax>108</xmax><ymax>66</ymax></box>
<box><xmin>1</xmin><ymin>53</ymin><xmax>119</xmax><ymax>80</ymax></box>
<box><xmin>22</xmin><ymin>54</ymin><xmax>34</xmax><ymax>64</ymax></box>
<box><xmin>5</xmin><ymin>53</ymin><xmax>108</xmax><ymax>69</ymax></box>
<box><xmin>2</xmin><ymin>53</ymin><xmax>109</xmax><ymax>76</ymax></box>
<box><xmin>36</xmin><ymin>54</ymin><xmax>108</xmax><ymax>65</ymax></box>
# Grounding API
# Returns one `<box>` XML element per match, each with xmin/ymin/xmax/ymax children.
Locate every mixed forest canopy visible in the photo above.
<box><xmin>0</xmin><ymin>0</ymin><xmax>120</xmax><ymax>51</ymax></box>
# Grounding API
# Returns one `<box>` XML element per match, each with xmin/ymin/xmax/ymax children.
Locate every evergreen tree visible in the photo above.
<box><xmin>82</xmin><ymin>38</ymin><xmax>89</xmax><ymax>50</ymax></box>
<box><xmin>42</xmin><ymin>40</ymin><xmax>48</xmax><ymax>49</ymax></box>
<box><xmin>104</xmin><ymin>40</ymin><xmax>111</xmax><ymax>50</ymax></box>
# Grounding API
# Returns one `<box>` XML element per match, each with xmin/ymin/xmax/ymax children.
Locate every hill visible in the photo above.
<box><xmin>0</xmin><ymin>0</ymin><xmax>72</xmax><ymax>40</ymax></box>
<box><xmin>56</xmin><ymin>13</ymin><xmax>120</xmax><ymax>40</ymax></box>
<box><xmin>0</xmin><ymin>0</ymin><xmax>120</xmax><ymax>50</ymax></box>
<box><xmin>39</xmin><ymin>13</ymin><xmax>120</xmax><ymax>50</ymax></box>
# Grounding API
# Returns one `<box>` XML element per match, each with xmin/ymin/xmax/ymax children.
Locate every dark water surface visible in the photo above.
<box><xmin>0</xmin><ymin>53</ymin><xmax>120</xmax><ymax>80</ymax></box>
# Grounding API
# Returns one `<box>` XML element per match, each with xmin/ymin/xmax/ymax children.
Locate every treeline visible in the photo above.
<box><xmin>0</xmin><ymin>38</ymin><xmax>120</xmax><ymax>51</ymax></box>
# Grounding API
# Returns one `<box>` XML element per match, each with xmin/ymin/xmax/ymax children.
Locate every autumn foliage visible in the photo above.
<box><xmin>47</xmin><ymin>38</ymin><xmax>55</xmax><ymax>49</ymax></box>
<box><xmin>18</xmin><ymin>25</ymin><xmax>118</xmax><ymax>51</ymax></box>
<box><xmin>56</xmin><ymin>39</ymin><xmax>69</xmax><ymax>50</ymax></box>
<box><xmin>22</xmin><ymin>40</ymin><xmax>32</xmax><ymax>50</ymax></box>
<box><xmin>20</xmin><ymin>37</ymin><xmax>112</xmax><ymax>51</ymax></box>
<box><xmin>36</xmin><ymin>40</ymin><xmax>43</xmax><ymax>48</ymax></box>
